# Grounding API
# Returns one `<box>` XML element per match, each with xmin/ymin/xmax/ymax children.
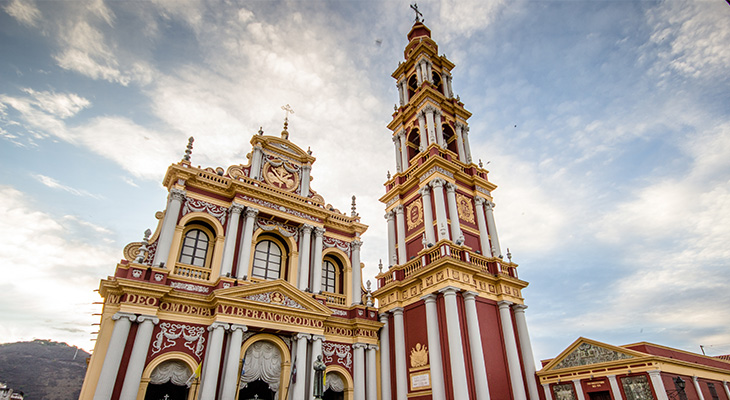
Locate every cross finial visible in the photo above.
<box><xmin>351</xmin><ymin>195</ymin><xmax>358</xmax><ymax>217</ymax></box>
<box><xmin>410</xmin><ymin>3</ymin><xmax>423</xmax><ymax>23</ymax></box>
<box><xmin>281</xmin><ymin>104</ymin><xmax>294</xmax><ymax>140</ymax></box>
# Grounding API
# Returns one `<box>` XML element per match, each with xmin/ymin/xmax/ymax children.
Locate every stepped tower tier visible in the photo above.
<box><xmin>374</xmin><ymin>21</ymin><xmax>541</xmax><ymax>400</ymax></box>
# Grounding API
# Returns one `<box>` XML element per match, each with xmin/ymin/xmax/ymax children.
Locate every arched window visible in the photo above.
<box><xmin>179</xmin><ymin>229</ymin><xmax>209</xmax><ymax>267</ymax></box>
<box><xmin>322</xmin><ymin>260</ymin><xmax>338</xmax><ymax>293</ymax></box>
<box><xmin>252</xmin><ymin>240</ymin><xmax>282</xmax><ymax>280</ymax></box>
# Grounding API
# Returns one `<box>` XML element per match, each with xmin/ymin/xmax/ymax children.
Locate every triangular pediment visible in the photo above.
<box><xmin>543</xmin><ymin>338</ymin><xmax>644</xmax><ymax>371</ymax></box>
<box><xmin>214</xmin><ymin>279</ymin><xmax>332</xmax><ymax>316</ymax></box>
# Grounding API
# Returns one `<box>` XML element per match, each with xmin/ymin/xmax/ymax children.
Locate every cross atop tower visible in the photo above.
<box><xmin>410</xmin><ymin>3</ymin><xmax>423</xmax><ymax>23</ymax></box>
<box><xmin>280</xmin><ymin>104</ymin><xmax>294</xmax><ymax>140</ymax></box>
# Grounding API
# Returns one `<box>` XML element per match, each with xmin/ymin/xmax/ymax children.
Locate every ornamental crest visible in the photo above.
<box><xmin>554</xmin><ymin>342</ymin><xmax>633</xmax><ymax>370</ymax></box>
<box><xmin>406</xmin><ymin>200</ymin><xmax>423</xmax><ymax>231</ymax></box>
<box><xmin>263</xmin><ymin>158</ymin><xmax>299</xmax><ymax>191</ymax></box>
<box><xmin>456</xmin><ymin>193</ymin><xmax>475</xmax><ymax>224</ymax></box>
<box><xmin>182</xmin><ymin>198</ymin><xmax>228</xmax><ymax>225</ymax></box>
<box><xmin>323</xmin><ymin>236</ymin><xmax>351</xmax><ymax>257</ymax></box>
<box><xmin>151</xmin><ymin>323</ymin><xmax>206</xmax><ymax>360</ymax></box>
<box><xmin>410</xmin><ymin>343</ymin><xmax>428</xmax><ymax>368</ymax></box>
<box><xmin>256</xmin><ymin>218</ymin><xmax>299</xmax><ymax>241</ymax></box>
<box><xmin>322</xmin><ymin>342</ymin><xmax>353</xmax><ymax>370</ymax></box>
<box><xmin>243</xmin><ymin>291</ymin><xmax>305</xmax><ymax>310</ymax></box>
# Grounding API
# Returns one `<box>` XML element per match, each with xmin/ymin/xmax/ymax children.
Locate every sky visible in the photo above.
<box><xmin>0</xmin><ymin>0</ymin><xmax>729</xmax><ymax>367</ymax></box>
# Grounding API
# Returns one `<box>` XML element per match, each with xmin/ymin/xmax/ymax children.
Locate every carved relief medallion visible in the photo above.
<box><xmin>410</xmin><ymin>343</ymin><xmax>429</xmax><ymax>368</ymax></box>
<box><xmin>406</xmin><ymin>200</ymin><xmax>423</xmax><ymax>230</ymax></box>
<box><xmin>263</xmin><ymin>161</ymin><xmax>299</xmax><ymax>191</ymax></box>
<box><xmin>456</xmin><ymin>193</ymin><xmax>475</xmax><ymax>224</ymax></box>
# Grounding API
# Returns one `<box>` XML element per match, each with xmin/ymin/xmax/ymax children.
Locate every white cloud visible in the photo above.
<box><xmin>0</xmin><ymin>186</ymin><xmax>118</xmax><ymax>351</ymax></box>
<box><xmin>3</xmin><ymin>0</ymin><xmax>41</xmax><ymax>27</ymax></box>
<box><xmin>21</xmin><ymin>88</ymin><xmax>90</xmax><ymax>119</ymax></box>
<box><xmin>32</xmin><ymin>174</ymin><xmax>103</xmax><ymax>199</ymax></box>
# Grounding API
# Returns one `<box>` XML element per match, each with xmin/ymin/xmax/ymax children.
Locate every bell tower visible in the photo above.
<box><xmin>374</xmin><ymin>20</ymin><xmax>541</xmax><ymax>400</ymax></box>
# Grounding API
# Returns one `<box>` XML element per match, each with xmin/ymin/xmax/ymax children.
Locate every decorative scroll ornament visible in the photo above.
<box><xmin>406</xmin><ymin>200</ymin><xmax>423</xmax><ymax>231</ymax></box>
<box><xmin>552</xmin><ymin>383</ymin><xmax>577</xmax><ymax>400</ymax></box>
<box><xmin>170</xmin><ymin>281</ymin><xmax>210</xmax><ymax>294</ymax></box>
<box><xmin>331</xmin><ymin>308</ymin><xmax>348</xmax><ymax>317</ymax></box>
<box><xmin>554</xmin><ymin>343</ymin><xmax>633</xmax><ymax>370</ymax></box>
<box><xmin>262</xmin><ymin>157</ymin><xmax>300</xmax><ymax>192</ymax></box>
<box><xmin>419</xmin><ymin>166</ymin><xmax>454</xmax><ymax>182</ymax></box>
<box><xmin>256</xmin><ymin>218</ymin><xmax>299</xmax><ymax>241</ymax></box>
<box><xmin>456</xmin><ymin>193</ymin><xmax>475</xmax><ymax>224</ymax></box>
<box><xmin>243</xmin><ymin>291</ymin><xmax>305</xmax><ymax>310</ymax></box>
<box><xmin>322</xmin><ymin>236</ymin><xmax>351</xmax><ymax>257</ymax></box>
<box><xmin>240</xmin><ymin>341</ymin><xmax>282</xmax><ymax>394</ymax></box>
<box><xmin>151</xmin><ymin>323</ymin><xmax>206</xmax><ymax>360</ymax></box>
<box><xmin>241</xmin><ymin>195</ymin><xmax>321</xmax><ymax>223</ymax></box>
<box><xmin>410</xmin><ymin>343</ymin><xmax>429</xmax><ymax>368</ymax></box>
<box><xmin>144</xmin><ymin>240</ymin><xmax>158</xmax><ymax>264</ymax></box>
<box><xmin>149</xmin><ymin>360</ymin><xmax>191</xmax><ymax>386</ymax></box>
<box><xmin>322</xmin><ymin>342</ymin><xmax>353</xmax><ymax>370</ymax></box>
<box><xmin>182</xmin><ymin>197</ymin><xmax>228</xmax><ymax>225</ymax></box>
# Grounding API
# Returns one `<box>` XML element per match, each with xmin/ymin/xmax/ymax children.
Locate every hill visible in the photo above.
<box><xmin>0</xmin><ymin>340</ymin><xmax>89</xmax><ymax>400</ymax></box>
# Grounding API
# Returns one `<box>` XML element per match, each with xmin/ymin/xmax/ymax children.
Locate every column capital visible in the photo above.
<box><xmin>311</xmin><ymin>334</ymin><xmax>326</xmax><ymax>342</ymax></box>
<box><xmin>112</xmin><ymin>312</ymin><xmax>137</xmax><ymax>322</ymax></box>
<box><xmin>421</xmin><ymin>293</ymin><xmax>438</xmax><ymax>303</ymax></box>
<box><xmin>438</xmin><ymin>286</ymin><xmax>460</xmax><ymax>296</ymax></box>
<box><xmin>423</xmin><ymin>104</ymin><xmax>437</xmax><ymax>114</ymax></box>
<box><xmin>391</xmin><ymin>307</ymin><xmax>404</xmax><ymax>316</ymax></box>
<box><xmin>462</xmin><ymin>291</ymin><xmax>478</xmax><ymax>301</ymax></box>
<box><xmin>392</xmin><ymin>134</ymin><xmax>400</xmax><ymax>144</ymax></box>
<box><xmin>485</xmin><ymin>200</ymin><xmax>496</xmax><ymax>210</ymax></box>
<box><xmin>208</xmin><ymin>321</ymin><xmax>230</xmax><ymax>331</ymax></box>
<box><xmin>379</xmin><ymin>313</ymin><xmax>389</xmax><ymax>322</ymax></box>
<box><xmin>497</xmin><ymin>300</ymin><xmax>514</xmax><ymax>310</ymax></box>
<box><xmin>384</xmin><ymin>211</ymin><xmax>395</xmax><ymax>221</ymax></box>
<box><xmin>300</xmin><ymin>223</ymin><xmax>314</xmax><ymax>234</ymax></box>
<box><xmin>394</xmin><ymin>204</ymin><xmax>404</xmax><ymax>214</ymax></box>
<box><xmin>445</xmin><ymin>182</ymin><xmax>457</xmax><ymax>193</ymax></box>
<box><xmin>351</xmin><ymin>239</ymin><xmax>363</xmax><ymax>250</ymax></box>
<box><xmin>512</xmin><ymin>304</ymin><xmax>528</xmax><ymax>312</ymax></box>
<box><xmin>314</xmin><ymin>227</ymin><xmax>326</xmax><ymax>237</ymax></box>
<box><xmin>430</xmin><ymin>177</ymin><xmax>446</xmax><ymax>188</ymax></box>
<box><xmin>353</xmin><ymin>343</ymin><xmax>368</xmax><ymax>350</ymax></box>
<box><xmin>474</xmin><ymin>196</ymin><xmax>486</xmax><ymax>206</ymax></box>
<box><xmin>229</xmin><ymin>324</ymin><xmax>248</xmax><ymax>333</ymax></box>
<box><xmin>229</xmin><ymin>202</ymin><xmax>245</xmax><ymax>214</ymax></box>
<box><xmin>244</xmin><ymin>207</ymin><xmax>259</xmax><ymax>218</ymax></box>
<box><xmin>419</xmin><ymin>185</ymin><xmax>431</xmax><ymax>197</ymax></box>
<box><xmin>136</xmin><ymin>315</ymin><xmax>159</xmax><ymax>325</ymax></box>
<box><xmin>691</xmin><ymin>375</ymin><xmax>699</xmax><ymax>382</ymax></box>
<box><xmin>454</xmin><ymin>121</ymin><xmax>467</xmax><ymax>131</ymax></box>
<box><xmin>368</xmin><ymin>344</ymin><xmax>379</xmax><ymax>351</ymax></box>
<box><xmin>169</xmin><ymin>188</ymin><xmax>186</xmax><ymax>202</ymax></box>
<box><xmin>295</xmin><ymin>333</ymin><xmax>312</xmax><ymax>341</ymax></box>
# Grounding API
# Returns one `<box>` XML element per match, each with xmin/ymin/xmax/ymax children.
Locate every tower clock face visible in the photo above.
<box><xmin>263</xmin><ymin>162</ymin><xmax>299</xmax><ymax>191</ymax></box>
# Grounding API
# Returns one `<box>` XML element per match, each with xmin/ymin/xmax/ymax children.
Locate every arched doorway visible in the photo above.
<box><xmin>143</xmin><ymin>360</ymin><xmax>190</xmax><ymax>400</ymax></box>
<box><xmin>323</xmin><ymin>372</ymin><xmax>345</xmax><ymax>400</ymax></box>
<box><xmin>239</xmin><ymin>340</ymin><xmax>282</xmax><ymax>399</ymax></box>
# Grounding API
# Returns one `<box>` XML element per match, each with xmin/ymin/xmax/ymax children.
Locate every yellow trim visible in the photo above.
<box><xmin>249</xmin><ymin>233</ymin><xmax>290</xmax><ymax>282</ymax></box>
<box><xmin>326</xmin><ymin>364</ymin><xmax>354</xmax><ymax>400</ymax></box>
<box><xmin>138</xmin><ymin>351</ymin><xmax>198</xmax><ymax>400</ymax></box>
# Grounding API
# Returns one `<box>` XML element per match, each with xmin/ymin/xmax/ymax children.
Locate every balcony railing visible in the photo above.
<box><xmin>172</xmin><ymin>263</ymin><xmax>211</xmax><ymax>281</ymax></box>
<box><xmin>322</xmin><ymin>292</ymin><xmax>346</xmax><ymax>306</ymax></box>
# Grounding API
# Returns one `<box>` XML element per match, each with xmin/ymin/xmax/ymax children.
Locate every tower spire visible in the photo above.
<box><xmin>280</xmin><ymin>104</ymin><xmax>294</xmax><ymax>140</ymax></box>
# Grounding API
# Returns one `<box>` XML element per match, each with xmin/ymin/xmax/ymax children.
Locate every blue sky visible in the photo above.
<box><xmin>1</xmin><ymin>0</ymin><xmax>729</xmax><ymax>366</ymax></box>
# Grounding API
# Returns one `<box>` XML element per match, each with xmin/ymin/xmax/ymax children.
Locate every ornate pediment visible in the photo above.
<box><xmin>214</xmin><ymin>279</ymin><xmax>332</xmax><ymax>316</ymax></box>
<box><xmin>550</xmin><ymin>339</ymin><xmax>636</xmax><ymax>370</ymax></box>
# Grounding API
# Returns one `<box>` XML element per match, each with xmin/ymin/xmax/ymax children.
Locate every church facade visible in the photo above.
<box><xmin>80</xmin><ymin>20</ymin><xmax>540</xmax><ymax>400</ymax></box>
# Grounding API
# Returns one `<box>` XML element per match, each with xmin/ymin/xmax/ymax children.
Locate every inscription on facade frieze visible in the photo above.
<box><xmin>159</xmin><ymin>301</ymin><xmax>213</xmax><ymax>317</ymax></box>
<box><xmin>123</xmin><ymin>293</ymin><xmax>158</xmax><ymax>307</ymax></box>
<box><xmin>554</xmin><ymin>343</ymin><xmax>634</xmax><ymax>370</ymax></box>
<box><xmin>217</xmin><ymin>305</ymin><xmax>323</xmax><ymax>328</ymax></box>
<box><xmin>325</xmin><ymin>326</ymin><xmax>354</xmax><ymax>337</ymax></box>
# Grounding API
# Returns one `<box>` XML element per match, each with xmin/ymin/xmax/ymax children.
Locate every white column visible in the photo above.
<box><xmin>426</xmin><ymin>61</ymin><xmax>433</xmax><ymax>83</ymax></box>
<box><xmin>647</xmin><ymin>370</ymin><xmax>669</xmax><ymax>400</ymax></box>
<box><xmin>392</xmin><ymin>308</ymin><xmax>408</xmax><ymax>400</ymax></box>
<box><xmin>199</xmin><ymin>322</ymin><xmax>229</xmax><ymax>400</ymax></box>
<box><xmin>249</xmin><ymin>144</ymin><xmax>264</xmax><ymax>180</ymax></box>
<box><xmin>393</xmin><ymin>134</ymin><xmax>403</xmax><ymax>173</ymax></box>
<box><xmin>462</xmin><ymin>292</ymin><xmax>491</xmax><ymax>400</ymax></box>
<box><xmin>152</xmin><ymin>188</ymin><xmax>185</xmax><ymax>267</ymax></box>
<box><xmin>513</xmin><ymin>305</ymin><xmax>540</xmax><ymax>400</ymax></box>
<box><xmin>292</xmin><ymin>333</ymin><xmax>311</xmax><ymax>399</ymax></box>
<box><xmin>723</xmin><ymin>381</ymin><xmax>730</xmax><ymax>400</ymax></box>
<box><xmin>419</xmin><ymin>186</ymin><xmax>435</xmax><ymax>246</ymax></box>
<box><xmin>425</xmin><ymin>106</ymin><xmax>437</xmax><ymax>146</ymax></box>
<box><xmin>235</xmin><ymin>207</ymin><xmax>259</xmax><ymax>279</ymax></box>
<box><xmin>474</xmin><ymin>197</ymin><xmax>491</xmax><ymax>257</ymax></box>
<box><xmin>440</xmin><ymin>287</ymin><xmax>469</xmax><ymax>400</ymax></box>
<box><xmin>297</xmin><ymin>224</ymin><xmax>313</xmax><ymax>290</ymax></box>
<box><xmin>367</xmin><ymin>345</ymin><xmax>378</xmax><ymax>400</ymax></box>
<box><xmin>455</xmin><ymin>122</ymin><xmax>467</xmax><ymax>163</ymax></box>
<box><xmin>422</xmin><ymin>294</ymin><xmax>446</xmax><ymax>400</ymax></box>
<box><xmin>399</xmin><ymin>131</ymin><xmax>409</xmax><ymax>170</ymax></box>
<box><xmin>379</xmin><ymin>314</ymin><xmax>392</xmax><ymax>400</ymax></box>
<box><xmin>395</xmin><ymin>206</ymin><xmax>407</xmax><ymax>265</ymax></box>
<box><xmin>311</xmin><ymin>227</ymin><xmax>325</xmax><ymax>293</ymax></box>
<box><xmin>441</xmin><ymin>72</ymin><xmax>450</xmax><ymax>97</ymax></box>
<box><xmin>542</xmin><ymin>384</ymin><xmax>554</xmax><ymax>400</ymax></box>
<box><xmin>220</xmin><ymin>202</ymin><xmax>244</xmax><ymax>277</ymax></box>
<box><xmin>607</xmin><ymin>375</ymin><xmax>623</xmax><ymax>400</ymax></box>
<box><xmin>692</xmin><ymin>376</ymin><xmax>705</xmax><ymax>400</ymax></box>
<box><xmin>386</xmin><ymin>211</ymin><xmax>397</xmax><ymax>266</ymax></box>
<box><xmin>300</xmin><ymin>163</ymin><xmax>312</xmax><ymax>197</ymax></box>
<box><xmin>397</xmin><ymin>81</ymin><xmax>405</xmax><ymax>106</ymax></box>
<box><xmin>353</xmin><ymin>343</ymin><xmax>367</xmax><ymax>400</ymax></box>
<box><xmin>445</xmin><ymin>183</ymin><xmax>463</xmax><ymax>244</ymax></box>
<box><xmin>93</xmin><ymin>312</ymin><xmax>136</xmax><ymax>400</ymax></box>
<box><xmin>447</xmin><ymin>75</ymin><xmax>454</xmax><ymax>97</ymax></box>
<box><xmin>430</xmin><ymin>178</ymin><xmax>450</xmax><ymax>242</ymax></box>
<box><xmin>219</xmin><ymin>324</ymin><xmax>247</xmax><ymax>400</ymax></box>
<box><xmin>416</xmin><ymin>61</ymin><xmax>423</xmax><ymax>85</ymax></box>
<box><xmin>351</xmin><ymin>239</ymin><xmax>363</xmax><ymax>305</ymax></box>
<box><xmin>435</xmin><ymin>111</ymin><xmax>444</xmax><ymax>147</ymax></box>
<box><xmin>417</xmin><ymin>112</ymin><xmax>427</xmax><ymax>152</ymax></box>
<box><xmin>119</xmin><ymin>315</ymin><xmax>159</xmax><ymax>400</ymax></box>
<box><xmin>498</xmin><ymin>301</ymin><xmax>527</xmax><ymax>400</ymax></box>
<box><xmin>484</xmin><ymin>201</ymin><xmax>502</xmax><ymax>258</ymax></box>
<box><xmin>402</xmin><ymin>81</ymin><xmax>410</xmax><ymax>103</ymax></box>
<box><xmin>572</xmin><ymin>379</ymin><xmax>586</xmax><ymax>400</ymax></box>
<box><xmin>308</xmin><ymin>335</ymin><xmax>325</xmax><ymax>400</ymax></box>
<box><xmin>462</xmin><ymin>126</ymin><xmax>473</xmax><ymax>163</ymax></box>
